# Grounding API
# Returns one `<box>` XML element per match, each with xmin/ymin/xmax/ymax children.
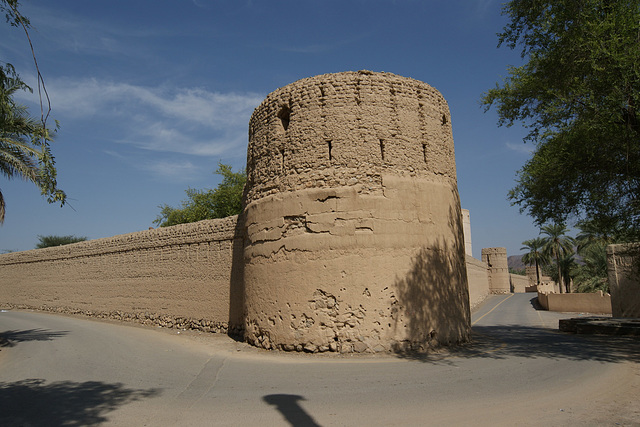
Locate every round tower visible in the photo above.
<box><xmin>481</xmin><ymin>247</ymin><xmax>511</xmax><ymax>294</ymax></box>
<box><xmin>243</xmin><ymin>71</ymin><xmax>470</xmax><ymax>353</ymax></box>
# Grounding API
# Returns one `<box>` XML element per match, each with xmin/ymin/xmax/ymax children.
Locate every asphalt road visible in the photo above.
<box><xmin>1</xmin><ymin>294</ymin><xmax>638</xmax><ymax>426</ymax></box>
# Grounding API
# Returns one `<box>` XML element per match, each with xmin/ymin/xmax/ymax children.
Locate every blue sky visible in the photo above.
<box><xmin>1</xmin><ymin>0</ymin><xmax>542</xmax><ymax>258</ymax></box>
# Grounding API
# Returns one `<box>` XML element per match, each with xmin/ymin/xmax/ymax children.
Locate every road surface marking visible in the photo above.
<box><xmin>472</xmin><ymin>294</ymin><xmax>514</xmax><ymax>325</ymax></box>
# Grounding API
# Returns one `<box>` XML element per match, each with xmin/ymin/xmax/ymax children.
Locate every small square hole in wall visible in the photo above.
<box><xmin>277</xmin><ymin>106</ymin><xmax>290</xmax><ymax>131</ymax></box>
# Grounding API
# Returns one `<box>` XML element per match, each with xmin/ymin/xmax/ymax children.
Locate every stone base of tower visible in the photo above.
<box><xmin>243</xmin><ymin>175</ymin><xmax>471</xmax><ymax>353</ymax></box>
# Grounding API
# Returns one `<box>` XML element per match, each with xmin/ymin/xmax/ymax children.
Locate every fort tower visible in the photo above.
<box><xmin>242</xmin><ymin>71</ymin><xmax>470</xmax><ymax>353</ymax></box>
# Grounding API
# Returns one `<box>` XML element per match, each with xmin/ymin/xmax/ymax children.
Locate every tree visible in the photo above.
<box><xmin>521</xmin><ymin>237</ymin><xmax>549</xmax><ymax>286</ymax></box>
<box><xmin>541</xmin><ymin>223</ymin><xmax>575</xmax><ymax>293</ymax></box>
<box><xmin>482</xmin><ymin>0</ymin><xmax>640</xmax><ymax>239</ymax></box>
<box><xmin>572</xmin><ymin>241</ymin><xmax>609</xmax><ymax>293</ymax></box>
<box><xmin>1</xmin><ymin>1</ymin><xmax>66</xmax><ymax>224</ymax></box>
<box><xmin>154</xmin><ymin>163</ymin><xmax>246</xmax><ymax>227</ymax></box>
<box><xmin>36</xmin><ymin>234</ymin><xmax>87</xmax><ymax>249</ymax></box>
<box><xmin>549</xmin><ymin>252</ymin><xmax>578</xmax><ymax>293</ymax></box>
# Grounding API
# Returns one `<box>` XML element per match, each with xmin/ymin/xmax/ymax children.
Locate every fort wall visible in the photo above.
<box><xmin>0</xmin><ymin>217</ymin><xmax>244</xmax><ymax>333</ymax></box>
<box><xmin>510</xmin><ymin>273</ymin><xmax>530</xmax><ymax>293</ymax></box>
<box><xmin>465</xmin><ymin>255</ymin><xmax>490</xmax><ymax>310</ymax></box>
<box><xmin>481</xmin><ymin>247</ymin><xmax>510</xmax><ymax>294</ymax></box>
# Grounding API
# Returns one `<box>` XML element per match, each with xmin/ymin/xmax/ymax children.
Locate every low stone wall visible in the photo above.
<box><xmin>607</xmin><ymin>243</ymin><xmax>640</xmax><ymax>318</ymax></box>
<box><xmin>537</xmin><ymin>291</ymin><xmax>612</xmax><ymax>314</ymax></box>
<box><xmin>0</xmin><ymin>217</ymin><xmax>244</xmax><ymax>334</ymax></box>
<box><xmin>465</xmin><ymin>255</ymin><xmax>489</xmax><ymax>310</ymax></box>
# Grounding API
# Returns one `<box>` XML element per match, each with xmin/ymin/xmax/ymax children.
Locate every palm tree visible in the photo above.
<box><xmin>541</xmin><ymin>223</ymin><xmax>575</xmax><ymax>293</ymax></box>
<box><xmin>548</xmin><ymin>252</ymin><xmax>578</xmax><ymax>293</ymax></box>
<box><xmin>575</xmin><ymin>220</ymin><xmax>611</xmax><ymax>255</ymax></box>
<box><xmin>573</xmin><ymin>241</ymin><xmax>609</xmax><ymax>293</ymax></box>
<box><xmin>0</xmin><ymin>63</ymin><xmax>65</xmax><ymax>224</ymax></box>
<box><xmin>520</xmin><ymin>237</ymin><xmax>549</xmax><ymax>287</ymax></box>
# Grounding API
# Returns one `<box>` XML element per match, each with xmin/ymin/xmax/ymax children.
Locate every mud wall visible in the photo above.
<box><xmin>0</xmin><ymin>217</ymin><xmax>244</xmax><ymax>333</ymax></box>
<box><xmin>510</xmin><ymin>274</ymin><xmax>530</xmax><ymax>293</ymax></box>
<box><xmin>481</xmin><ymin>247</ymin><xmax>510</xmax><ymax>294</ymax></box>
<box><xmin>465</xmin><ymin>255</ymin><xmax>490</xmax><ymax>310</ymax></box>
<box><xmin>607</xmin><ymin>243</ymin><xmax>640</xmax><ymax>318</ymax></box>
<box><xmin>242</xmin><ymin>71</ymin><xmax>470</xmax><ymax>353</ymax></box>
<box><xmin>537</xmin><ymin>291</ymin><xmax>612</xmax><ymax>314</ymax></box>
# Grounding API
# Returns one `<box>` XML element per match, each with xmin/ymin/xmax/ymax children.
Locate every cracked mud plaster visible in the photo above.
<box><xmin>243</xmin><ymin>71</ymin><xmax>470</xmax><ymax>353</ymax></box>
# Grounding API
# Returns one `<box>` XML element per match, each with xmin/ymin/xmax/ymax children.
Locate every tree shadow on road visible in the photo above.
<box><xmin>0</xmin><ymin>378</ymin><xmax>161</xmax><ymax>426</ymax></box>
<box><xmin>0</xmin><ymin>328</ymin><xmax>68</xmax><ymax>348</ymax></box>
<box><xmin>400</xmin><ymin>324</ymin><xmax>640</xmax><ymax>364</ymax></box>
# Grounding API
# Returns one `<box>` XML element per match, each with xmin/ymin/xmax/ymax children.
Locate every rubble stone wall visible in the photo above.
<box><xmin>0</xmin><ymin>217</ymin><xmax>244</xmax><ymax>333</ymax></box>
<box><xmin>243</xmin><ymin>71</ymin><xmax>470</xmax><ymax>353</ymax></box>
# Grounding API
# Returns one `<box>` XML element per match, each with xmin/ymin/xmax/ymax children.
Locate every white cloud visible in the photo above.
<box><xmin>140</xmin><ymin>159</ymin><xmax>202</xmax><ymax>182</ymax></box>
<box><xmin>21</xmin><ymin>78</ymin><xmax>263</xmax><ymax>158</ymax></box>
<box><xmin>506</xmin><ymin>142</ymin><xmax>534</xmax><ymax>154</ymax></box>
<box><xmin>23</xmin><ymin>4</ymin><xmax>170</xmax><ymax>58</ymax></box>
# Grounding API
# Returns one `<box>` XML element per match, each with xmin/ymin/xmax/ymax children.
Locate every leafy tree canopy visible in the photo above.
<box><xmin>154</xmin><ymin>163</ymin><xmax>246</xmax><ymax>227</ymax></box>
<box><xmin>483</xmin><ymin>0</ymin><xmax>640</xmax><ymax>239</ymax></box>
<box><xmin>36</xmin><ymin>234</ymin><xmax>87</xmax><ymax>249</ymax></box>
<box><xmin>0</xmin><ymin>0</ymin><xmax>66</xmax><ymax>224</ymax></box>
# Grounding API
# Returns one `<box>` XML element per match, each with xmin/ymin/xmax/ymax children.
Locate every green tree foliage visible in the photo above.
<box><xmin>154</xmin><ymin>163</ymin><xmax>246</xmax><ymax>227</ymax></box>
<box><xmin>548</xmin><ymin>252</ymin><xmax>578</xmax><ymax>292</ymax></box>
<box><xmin>541</xmin><ymin>223</ymin><xmax>575</xmax><ymax>293</ymax></box>
<box><xmin>571</xmin><ymin>220</ymin><xmax>620</xmax><ymax>293</ymax></box>
<box><xmin>0</xmin><ymin>0</ymin><xmax>66</xmax><ymax>224</ymax></box>
<box><xmin>520</xmin><ymin>237</ymin><xmax>549</xmax><ymax>286</ymax></box>
<box><xmin>482</xmin><ymin>0</ymin><xmax>640</xmax><ymax>238</ymax></box>
<box><xmin>36</xmin><ymin>234</ymin><xmax>87</xmax><ymax>249</ymax></box>
<box><xmin>572</xmin><ymin>241</ymin><xmax>609</xmax><ymax>293</ymax></box>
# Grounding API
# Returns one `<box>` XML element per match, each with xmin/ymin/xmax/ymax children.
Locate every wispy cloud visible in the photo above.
<box><xmin>18</xmin><ymin>78</ymin><xmax>263</xmax><ymax>158</ymax></box>
<box><xmin>506</xmin><ymin>142</ymin><xmax>534</xmax><ymax>154</ymax></box>
<box><xmin>21</xmin><ymin>4</ymin><xmax>175</xmax><ymax>59</ymax></box>
<box><xmin>140</xmin><ymin>159</ymin><xmax>202</xmax><ymax>182</ymax></box>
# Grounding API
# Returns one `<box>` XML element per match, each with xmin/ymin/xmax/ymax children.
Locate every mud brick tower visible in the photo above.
<box><xmin>242</xmin><ymin>71</ymin><xmax>470</xmax><ymax>353</ymax></box>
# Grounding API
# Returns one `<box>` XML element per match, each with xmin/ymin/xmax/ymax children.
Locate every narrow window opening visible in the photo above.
<box><xmin>422</xmin><ymin>144</ymin><xmax>428</xmax><ymax>164</ymax></box>
<box><xmin>441</xmin><ymin>114</ymin><xmax>448</xmax><ymax>125</ymax></box>
<box><xmin>277</xmin><ymin>106</ymin><xmax>290</xmax><ymax>131</ymax></box>
<box><xmin>379</xmin><ymin>139</ymin><xmax>385</xmax><ymax>161</ymax></box>
<box><xmin>327</xmin><ymin>140</ymin><xmax>333</xmax><ymax>161</ymax></box>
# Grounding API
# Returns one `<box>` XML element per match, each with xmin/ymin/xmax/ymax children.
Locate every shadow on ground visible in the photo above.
<box><xmin>397</xmin><ymin>324</ymin><xmax>640</xmax><ymax>364</ymax></box>
<box><xmin>263</xmin><ymin>394</ymin><xmax>321</xmax><ymax>427</ymax></box>
<box><xmin>0</xmin><ymin>379</ymin><xmax>161</xmax><ymax>426</ymax></box>
<box><xmin>0</xmin><ymin>328</ymin><xmax>68</xmax><ymax>348</ymax></box>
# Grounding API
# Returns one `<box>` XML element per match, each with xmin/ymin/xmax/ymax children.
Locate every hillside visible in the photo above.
<box><xmin>508</xmin><ymin>255</ymin><xmax>525</xmax><ymax>270</ymax></box>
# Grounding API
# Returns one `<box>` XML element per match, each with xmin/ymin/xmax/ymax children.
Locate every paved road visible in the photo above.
<box><xmin>1</xmin><ymin>294</ymin><xmax>638</xmax><ymax>426</ymax></box>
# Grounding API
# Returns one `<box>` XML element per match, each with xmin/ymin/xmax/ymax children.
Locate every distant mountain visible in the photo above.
<box><xmin>508</xmin><ymin>255</ymin><xmax>525</xmax><ymax>270</ymax></box>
